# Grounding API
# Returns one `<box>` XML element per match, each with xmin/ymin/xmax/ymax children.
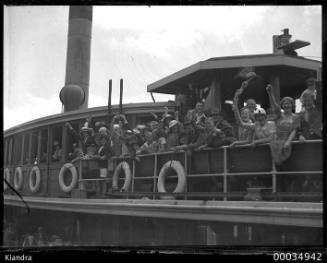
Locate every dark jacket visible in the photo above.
<box><xmin>297</xmin><ymin>107</ymin><xmax>322</xmax><ymax>139</ymax></box>
<box><xmin>96</xmin><ymin>142</ymin><xmax>112</xmax><ymax>168</ymax></box>
<box><xmin>214</xmin><ymin>119</ymin><xmax>236</xmax><ymax>143</ymax></box>
<box><xmin>69</xmin><ymin>128</ymin><xmax>96</xmax><ymax>154</ymax></box>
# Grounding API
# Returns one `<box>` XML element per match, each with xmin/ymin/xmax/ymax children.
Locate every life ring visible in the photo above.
<box><xmin>157</xmin><ymin>160</ymin><xmax>186</xmax><ymax>197</ymax></box>
<box><xmin>3</xmin><ymin>168</ymin><xmax>10</xmax><ymax>191</ymax></box>
<box><xmin>29</xmin><ymin>166</ymin><xmax>41</xmax><ymax>193</ymax></box>
<box><xmin>58</xmin><ymin>163</ymin><xmax>78</xmax><ymax>193</ymax></box>
<box><xmin>112</xmin><ymin>161</ymin><xmax>132</xmax><ymax>192</ymax></box>
<box><xmin>14</xmin><ymin>167</ymin><xmax>24</xmax><ymax>190</ymax></box>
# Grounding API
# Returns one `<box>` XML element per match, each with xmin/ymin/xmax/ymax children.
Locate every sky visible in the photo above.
<box><xmin>4</xmin><ymin>5</ymin><xmax>322</xmax><ymax>130</ymax></box>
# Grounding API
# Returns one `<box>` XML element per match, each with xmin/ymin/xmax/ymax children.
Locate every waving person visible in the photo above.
<box><xmin>233</xmin><ymin>81</ymin><xmax>276</xmax><ymax>147</ymax></box>
<box><xmin>266</xmin><ymin>84</ymin><xmax>299</xmax><ymax>165</ymax></box>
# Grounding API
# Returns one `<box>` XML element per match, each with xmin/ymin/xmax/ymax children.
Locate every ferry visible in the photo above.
<box><xmin>3</xmin><ymin>6</ymin><xmax>322</xmax><ymax>247</ymax></box>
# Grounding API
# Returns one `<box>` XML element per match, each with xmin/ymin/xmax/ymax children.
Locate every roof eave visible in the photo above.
<box><xmin>147</xmin><ymin>54</ymin><xmax>321</xmax><ymax>93</ymax></box>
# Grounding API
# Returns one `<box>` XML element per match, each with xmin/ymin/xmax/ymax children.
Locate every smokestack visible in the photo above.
<box><xmin>60</xmin><ymin>6</ymin><xmax>93</xmax><ymax>112</ymax></box>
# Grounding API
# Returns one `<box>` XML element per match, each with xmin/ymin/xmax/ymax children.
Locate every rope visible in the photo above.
<box><xmin>4</xmin><ymin>178</ymin><xmax>30</xmax><ymax>215</ymax></box>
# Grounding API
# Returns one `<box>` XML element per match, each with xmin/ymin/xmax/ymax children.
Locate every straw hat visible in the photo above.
<box><xmin>168</xmin><ymin>120</ymin><xmax>179</xmax><ymax>129</ymax></box>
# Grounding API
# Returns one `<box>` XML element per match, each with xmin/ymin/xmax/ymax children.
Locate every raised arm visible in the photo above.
<box><xmin>65</xmin><ymin>122</ymin><xmax>81</xmax><ymax>140</ymax></box>
<box><xmin>266</xmin><ymin>84</ymin><xmax>281</xmax><ymax>118</ymax></box>
<box><xmin>233</xmin><ymin>82</ymin><xmax>254</xmax><ymax>130</ymax></box>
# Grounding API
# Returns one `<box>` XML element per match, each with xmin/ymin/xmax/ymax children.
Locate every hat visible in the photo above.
<box><xmin>81</xmin><ymin>122</ymin><xmax>91</xmax><ymax>132</ymax></box>
<box><xmin>150</xmin><ymin>120</ymin><xmax>158</xmax><ymax>125</ymax></box>
<box><xmin>99</xmin><ymin>127</ymin><xmax>108</xmax><ymax>134</ymax></box>
<box><xmin>168</xmin><ymin>120</ymin><xmax>179</xmax><ymax>129</ymax></box>
<box><xmin>254</xmin><ymin>108</ymin><xmax>266</xmax><ymax>115</ymax></box>
<box><xmin>113</xmin><ymin>124</ymin><xmax>120</xmax><ymax>129</ymax></box>
<box><xmin>133</xmin><ymin>128</ymin><xmax>141</xmax><ymax>134</ymax></box>
<box><xmin>163</xmin><ymin>114</ymin><xmax>173</xmax><ymax>120</ymax></box>
<box><xmin>245</xmin><ymin>71</ymin><xmax>256</xmax><ymax>79</ymax></box>
<box><xmin>136</xmin><ymin>124</ymin><xmax>146</xmax><ymax>130</ymax></box>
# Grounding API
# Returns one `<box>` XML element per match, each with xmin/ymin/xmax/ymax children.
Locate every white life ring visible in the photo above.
<box><xmin>29</xmin><ymin>166</ymin><xmax>41</xmax><ymax>193</ymax></box>
<box><xmin>14</xmin><ymin>167</ymin><xmax>24</xmax><ymax>190</ymax></box>
<box><xmin>58</xmin><ymin>163</ymin><xmax>78</xmax><ymax>193</ymax></box>
<box><xmin>4</xmin><ymin>168</ymin><xmax>10</xmax><ymax>191</ymax></box>
<box><xmin>112</xmin><ymin>161</ymin><xmax>132</xmax><ymax>192</ymax></box>
<box><xmin>157</xmin><ymin>160</ymin><xmax>186</xmax><ymax>197</ymax></box>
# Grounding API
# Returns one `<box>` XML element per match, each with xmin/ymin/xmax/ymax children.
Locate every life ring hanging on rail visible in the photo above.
<box><xmin>58</xmin><ymin>163</ymin><xmax>78</xmax><ymax>193</ymax></box>
<box><xmin>112</xmin><ymin>161</ymin><xmax>132</xmax><ymax>192</ymax></box>
<box><xmin>29</xmin><ymin>166</ymin><xmax>41</xmax><ymax>193</ymax></box>
<box><xmin>157</xmin><ymin>160</ymin><xmax>187</xmax><ymax>198</ymax></box>
<box><xmin>4</xmin><ymin>168</ymin><xmax>11</xmax><ymax>191</ymax></box>
<box><xmin>14</xmin><ymin>166</ymin><xmax>24</xmax><ymax>190</ymax></box>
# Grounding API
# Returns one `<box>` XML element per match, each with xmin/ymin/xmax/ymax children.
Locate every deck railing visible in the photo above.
<box><xmin>76</xmin><ymin>140</ymin><xmax>322</xmax><ymax>201</ymax></box>
<box><xmin>3</xmin><ymin>140</ymin><xmax>322</xmax><ymax>201</ymax></box>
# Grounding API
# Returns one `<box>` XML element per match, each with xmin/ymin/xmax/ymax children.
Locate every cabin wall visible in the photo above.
<box><xmin>4</xmin><ymin>205</ymin><xmax>322</xmax><ymax>246</ymax></box>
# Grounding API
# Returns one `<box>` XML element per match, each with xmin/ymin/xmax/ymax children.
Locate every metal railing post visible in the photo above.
<box><xmin>272</xmin><ymin>158</ymin><xmax>277</xmax><ymax>193</ymax></box>
<box><xmin>153</xmin><ymin>154</ymin><xmax>158</xmax><ymax>200</ymax></box>
<box><xmin>223</xmin><ymin>147</ymin><xmax>228</xmax><ymax>201</ymax></box>
<box><xmin>132</xmin><ymin>159</ymin><xmax>135</xmax><ymax>193</ymax></box>
<box><xmin>184</xmin><ymin>150</ymin><xmax>188</xmax><ymax>200</ymax></box>
<box><xmin>79</xmin><ymin>160</ymin><xmax>84</xmax><ymax>190</ymax></box>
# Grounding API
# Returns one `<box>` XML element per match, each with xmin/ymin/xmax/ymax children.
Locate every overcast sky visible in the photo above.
<box><xmin>4</xmin><ymin>5</ymin><xmax>322</xmax><ymax>130</ymax></box>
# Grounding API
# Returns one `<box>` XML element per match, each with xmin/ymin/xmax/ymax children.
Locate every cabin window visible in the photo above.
<box><xmin>51</xmin><ymin>126</ymin><xmax>63</xmax><ymax>162</ymax></box>
<box><xmin>23</xmin><ymin>133</ymin><xmax>30</xmax><ymax>165</ymax></box>
<box><xmin>30</xmin><ymin>131</ymin><xmax>38</xmax><ymax>163</ymax></box>
<box><xmin>13</xmin><ymin>135</ymin><xmax>23</xmax><ymax>165</ymax></box>
<box><xmin>8</xmin><ymin>138</ymin><xmax>14</xmax><ymax>165</ymax></box>
<box><xmin>4</xmin><ymin>139</ymin><xmax>8</xmax><ymax>166</ymax></box>
<box><xmin>40</xmin><ymin>129</ymin><xmax>48</xmax><ymax>163</ymax></box>
<box><xmin>66</xmin><ymin>122</ymin><xmax>79</xmax><ymax>161</ymax></box>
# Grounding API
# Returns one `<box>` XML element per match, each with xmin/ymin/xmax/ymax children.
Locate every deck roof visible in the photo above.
<box><xmin>147</xmin><ymin>54</ymin><xmax>321</xmax><ymax>94</ymax></box>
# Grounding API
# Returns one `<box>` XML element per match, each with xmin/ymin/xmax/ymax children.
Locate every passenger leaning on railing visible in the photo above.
<box><xmin>299</xmin><ymin>77</ymin><xmax>317</xmax><ymax>111</ymax></box>
<box><xmin>150</xmin><ymin>120</ymin><xmax>166</xmax><ymax>141</ymax></box>
<box><xmin>188</xmin><ymin>117</ymin><xmax>234</xmax><ymax>150</ymax></box>
<box><xmin>166</xmin><ymin>119</ymin><xmax>182</xmax><ymax>150</ymax></box>
<box><xmin>137</xmin><ymin>131</ymin><xmax>159</xmax><ymax>154</ymax></box>
<box><xmin>230</xmin><ymin>107</ymin><xmax>253</xmax><ymax>147</ymax></box>
<box><xmin>185</xmin><ymin>102</ymin><xmax>207</xmax><ymax>133</ymax></box>
<box><xmin>65</xmin><ymin>121</ymin><xmax>96</xmax><ymax>158</ymax></box>
<box><xmin>115</xmin><ymin>128</ymin><xmax>141</xmax><ymax>161</ymax></box>
<box><xmin>176</xmin><ymin>116</ymin><xmax>200</xmax><ymax>150</ymax></box>
<box><xmin>93</xmin><ymin>127</ymin><xmax>112</xmax><ymax>196</ymax></box>
<box><xmin>110</xmin><ymin>114</ymin><xmax>129</xmax><ymax>157</ymax></box>
<box><xmin>266</xmin><ymin>84</ymin><xmax>299</xmax><ymax>165</ymax></box>
<box><xmin>233</xmin><ymin>81</ymin><xmax>276</xmax><ymax>147</ymax></box>
<box><xmin>210</xmin><ymin>108</ymin><xmax>235</xmax><ymax>145</ymax></box>
<box><xmin>297</xmin><ymin>90</ymin><xmax>322</xmax><ymax>141</ymax></box>
<box><xmin>244</xmin><ymin>98</ymin><xmax>257</xmax><ymax>122</ymax></box>
<box><xmin>162</xmin><ymin>113</ymin><xmax>174</xmax><ymax>135</ymax></box>
<box><xmin>133</xmin><ymin>124</ymin><xmax>147</xmax><ymax>147</ymax></box>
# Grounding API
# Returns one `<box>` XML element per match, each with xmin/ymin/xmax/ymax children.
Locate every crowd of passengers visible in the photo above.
<box><xmin>50</xmin><ymin>77</ymin><xmax>321</xmax><ymax>179</ymax></box>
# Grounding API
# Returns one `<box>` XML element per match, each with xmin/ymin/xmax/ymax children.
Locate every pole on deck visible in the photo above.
<box><xmin>119</xmin><ymin>78</ymin><xmax>123</xmax><ymax>114</ymax></box>
<box><xmin>108</xmin><ymin>79</ymin><xmax>112</xmax><ymax>123</ymax></box>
